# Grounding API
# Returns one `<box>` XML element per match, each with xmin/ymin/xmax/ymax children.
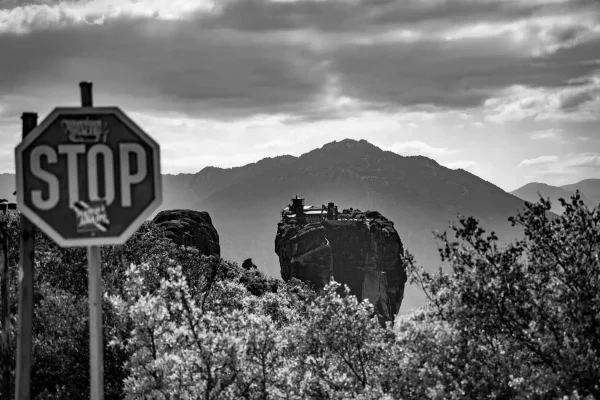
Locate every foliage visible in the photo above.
<box><xmin>108</xmin><ymin>263</ymin><xmax>289</xmax><ymax>399</ymax></box>
<box><xmin>0</xmin><ymin>214</ymin><xmax>303</xmax><ymax>399</ymax></box>
<box><xmin>404</xmin><ymin>192</ymin><xmax>600</xmax><ymax>399</ymax></box>
<box><xmin>107</xmin><ymin>263</ymin><xmax>398</xmax><ymax>399</ymax></box>
<box><xmin>2</xmin><ymin>191</ymin><xmax>600</xmax><ymax>399</ymax></box>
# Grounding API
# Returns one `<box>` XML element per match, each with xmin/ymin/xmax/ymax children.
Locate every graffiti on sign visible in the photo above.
<box><xmin>73</xmin><ymin>200</ymin><xmax>110</xmax><ymax>233</ymax></box>
<box><xmin>61</xmin><ymin>119</ymin><xmax>109</xmax><ymax>143</ymax></box>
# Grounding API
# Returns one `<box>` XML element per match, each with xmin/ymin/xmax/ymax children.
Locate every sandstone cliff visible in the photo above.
<box><xmin>153</xmin><ymin>209</ymin><xmax>220</xmax><ymax>257</ymax></box>
<box><xmin>275</xmin><ymin>208</ymin><xmax>407</xmax><ymax>320</ymax></box>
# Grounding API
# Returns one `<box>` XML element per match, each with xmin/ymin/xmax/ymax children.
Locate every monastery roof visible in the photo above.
<box><xmin>283</xmin><ymin>205</ymin><xmax>324</xmax><ymax>211</ymax></box>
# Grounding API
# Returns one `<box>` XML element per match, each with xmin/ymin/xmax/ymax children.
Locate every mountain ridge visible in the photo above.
<box><xmin>511</xmin><ymin>181</ymin><xmax>599</xmax><ymax>215</ymax></box>
<box><xmin>560</xmin><ymin>179</ymin><xmax>600</xmax><ymax>205</ymax></box>
<box><xmin>181</xmin><ymin>139</ymin><xmax>530</xmax><ymax>312</ymax></box>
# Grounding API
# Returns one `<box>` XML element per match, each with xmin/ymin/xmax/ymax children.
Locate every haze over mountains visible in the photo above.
<box><xmin>181</xmin><ymin>139</ymin><xmax>532</xmax><ymax>311</ymax></box>
<box><xmin>4</xmin><ymin>139</ymin><xmax>597</xmax><ymax>311</ymax></box>
<box><xmin>511</xmin><ymin>180</ymin><xmax>600</xmax><ymax>215</ymax></box>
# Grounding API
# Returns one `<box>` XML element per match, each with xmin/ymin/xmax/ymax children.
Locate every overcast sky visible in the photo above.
<box><xmin>1</xmin><ymin>0</ymin><xmax>599</xmax><ymax>192</ymax></box>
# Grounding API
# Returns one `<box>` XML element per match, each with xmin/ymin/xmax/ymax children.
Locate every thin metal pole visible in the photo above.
<box><xmin>15</xmin><ymin>112</ymin><xmax>38</xmax><ymax>400</ymax></box>
<box><xmin>80</xmin><ymin>81</ymin><xmax>93</xmax><ymax>107</ymax></box>
<box><xmin>87</xmin><ymin>245</ymin><xmax>103</xmax><ymax>400</ymax></box>
<box><xmin>1</xmin><ymin>220</ymin><xmax>10</xmax><ymax>400</ymax></box>
<box><xmin>80</xmin><ymin>81</ymin><xmax>104</xmax><ymax>400</ymax></box>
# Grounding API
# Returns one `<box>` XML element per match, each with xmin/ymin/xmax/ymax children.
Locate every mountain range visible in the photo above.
<box><xmin>510</xmin><ymin>180</ymin><xmax>600</xmax><ymax>215</ymax></box>
<box><xmin>2</xmin><ymin>139</ymin><xmax>597</xmax><ymax>312</ymax></box>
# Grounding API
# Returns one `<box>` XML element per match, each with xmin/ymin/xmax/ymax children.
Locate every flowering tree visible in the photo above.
<box><xmin>404</xmin><ymin>192</ymin><xmax>600</xmax><ymax>398</ymax></box>
<box><xmin>107</xmin><ymin>260</ymin><xmax>403</xmax><ymax>399</ymax></box>
<box><xmin>108</xmin><ymin>263</ymin><xmax>293</xmax><ymax>399</ymax></box>
<box><xmin>280</xmin><ymin>282</ymin><xmax>400</xmax><ymax>400</ymax></box>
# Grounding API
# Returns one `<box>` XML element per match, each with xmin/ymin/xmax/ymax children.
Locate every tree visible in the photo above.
<box><xmin>404</xmin><ymin>192</ymin><xmax>600</xmax><ymax>398</ymax></box>
<box><xmin>6</xmin><ymin>191</ymin><xmax>600</xmax><ymax>399</ymax></box>
<box><xmin>107</xmin><ymin>262</ymin><xmax>401</xmax><ymax>400</ymax></box>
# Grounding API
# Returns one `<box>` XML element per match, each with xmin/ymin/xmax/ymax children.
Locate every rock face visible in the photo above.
<box><xmin>153</xmin><ymin>209</ymin><xmax>220</xmax><ymax>257</ymax></box>
<box><xmin>275</xmin><ymin>208</ymin><xmax>407</xmax><ymax>321</ymax></box>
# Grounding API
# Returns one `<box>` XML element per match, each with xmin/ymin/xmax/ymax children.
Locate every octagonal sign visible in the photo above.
<box><xmin>15</xmin><ymin>107</ymin><xmax>162</xmax><ymax>247</ymax></box>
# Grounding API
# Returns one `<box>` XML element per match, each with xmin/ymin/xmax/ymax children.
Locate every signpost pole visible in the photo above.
<box><xmin>87</xmin><ymin>245</ymin><xmax>103</xmax><ymax>400</ymax></box>
<box><xmin>80</xmin><ymin>81</ymin><xmax>93</xmax><ymax>108</ymax></box>
<box><xmin>15</xmin><ymin>112</ymin><xmax>38</xmax><ymax>400</ymax></box>
<box><xmin>1</xmin><ymin>220</ymin><xmax>10</xmax><ymax>400</ymax></box>
<box><xmin>80</xmin><ymin>81</ymin><xmax>104</xmax><ymax>400</ymax></box>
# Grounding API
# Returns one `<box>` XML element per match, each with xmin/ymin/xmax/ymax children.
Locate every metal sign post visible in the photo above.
<box><xmin>80</xmin><ymin>82</ymin><xmax>104</xmax><ymax>400</ymax></box>
<box><xmin>88</xmin><ymin>245</ymin><xmax>103</xmax><ymax>400</ymax></box>
<box><xmin>1</xmin><ymin>220</ymin><xmax>10</xmax><ymax>400</ymax></box>
<box><xmin>14</xmin><ymin>82</ymin><xmax>162</xmax><ymax>400</ymax></box>
<box><xmin>15</xmin><ymin>112</ymin><xmax>37</xmax><ymax>400</ymax></box>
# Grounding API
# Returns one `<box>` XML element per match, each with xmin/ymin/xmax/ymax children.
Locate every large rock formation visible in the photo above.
<box><xmin>153</xmin><ymin>209</ymin><xmax>220</xmax><ymax>257</ymax></box>
<box><xmin>275</xmin><ymin>208</ymin><xmax>407</xmax><ymax>321</ymax></box>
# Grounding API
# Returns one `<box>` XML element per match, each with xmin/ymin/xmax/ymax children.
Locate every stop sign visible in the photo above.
<box><xmin>15</xmin><ymin>107</ymin><xmax>162</xmax><ymax>247</ymax></box>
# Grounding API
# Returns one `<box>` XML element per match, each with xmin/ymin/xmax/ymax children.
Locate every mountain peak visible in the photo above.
<box><xmin>519</xmin><ymin>182</ymin><xmax>553</xmax><ymax>189</ymax></box>
<box><xmin>320</xmin><ymin>138</ymin><xmax>378</xmax><ymax>151</ymax></box>
<box><xmin>511</xmin><ymin>181</ymin><xmax>597</xmax><ymax>215</ymax></box>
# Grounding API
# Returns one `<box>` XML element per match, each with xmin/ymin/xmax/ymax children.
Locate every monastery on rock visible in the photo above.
<box><xmin>281</xmin><ymin>195</ymin><xmax>339</xmax><ymax>224</ymax></box>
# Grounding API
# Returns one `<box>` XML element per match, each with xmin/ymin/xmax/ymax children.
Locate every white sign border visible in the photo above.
<box><xmin>15</xmin><ymin>107</ymin><xmax>163</xmax><ymax>247</ymax></box>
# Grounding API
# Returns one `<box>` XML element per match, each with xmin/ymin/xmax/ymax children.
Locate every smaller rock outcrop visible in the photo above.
<box><xmin>242</xmin><ymin>258</ymin><xmax>258</xmax><ymax>270</ymax></box>
<box><xmin>153</xmin><ymin>209</ymin><xmax>220</xmax><ymax>257</ymax></box>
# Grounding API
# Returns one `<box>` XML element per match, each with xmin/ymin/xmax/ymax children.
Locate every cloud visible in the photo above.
<box><xmin>562</xmin><ymin>152</ymin><xmax>600</xmax><ymax>168</ymax></box>
<box><xmin>0</xmin><ymin>0</ymin><xmax>598</xmax><ymax>122</ymax></box>
<box><xmin>518</xmin><ymin>155</ymin><xmax>559</xmax><ymax>167</ymax></box>
<box><xmin>394</xmin><ymin>111</ymin><xmax>440</xmax><ymax>122</ymax></box>
<box><xmin>517</xmin><ymin>152</ymin><xmax>600</xmax><ymax>181</ymax></box>
<box><xmin>0</xmin><ymin>0</ymin><xmax>214</xmax><ymax>33</ymax></box>
<box><xmin>385</xmin><ymin>140</ymin><xmax>459</xmax><ymax>157</ymax></box>
<box><xmin>206</xmin><ymin>0</ymin><xmax>599</xmax><ymax>37</ymax></box>
<box><xmin>484</xmin><ymin>78</ymin><xmax>600</xmax><ymax>122</ymax></box>
<box><xmin>0</xmin><ymin>16</ymin><xmax>333</xmax><ymax>121</ymax></box>
<box><xmin>328</xmin><ymin>22</ymin><xmax>600</xmax><ymax>112</ymax></box>
<box><xmin>559</xmin><ymin>88</ymin><xmax>600</xmax><ymax>111</ymax></box>
<box><xmin>528</xmin><ymin>128</ymin><xmax>562</xmax><ymax>140</ymax></box>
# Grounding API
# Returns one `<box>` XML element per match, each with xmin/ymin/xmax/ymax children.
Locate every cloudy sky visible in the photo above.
<box><xmin>1</xmin><ymin>0</ymin><xmax>599</xmax><ymax>191</ymax></box>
